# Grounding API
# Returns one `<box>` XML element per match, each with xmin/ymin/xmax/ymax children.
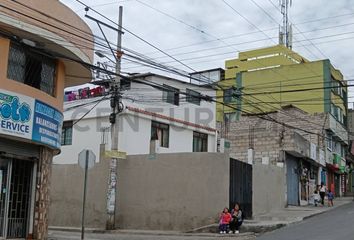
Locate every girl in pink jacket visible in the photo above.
<box><xmin>219</xmin><ymin>207</ymin><xmax>232</xmax><ymax>234</ymax></box>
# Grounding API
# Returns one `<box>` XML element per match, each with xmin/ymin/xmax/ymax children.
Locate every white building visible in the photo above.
<box><xmin>54</xmin><ymin>73</ymin><xmax>217</xmax><ymax>164</ymax></box>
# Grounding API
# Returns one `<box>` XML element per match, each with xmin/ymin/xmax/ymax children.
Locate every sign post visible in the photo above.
<box><xmin>78</xmin><ymin>149</ymin><xmax>95</xmax><ymax>240</ymax></box>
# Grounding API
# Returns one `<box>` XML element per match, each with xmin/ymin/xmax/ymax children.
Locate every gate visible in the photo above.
<box><xmin>229</xmin><ymin>158</ymin><xmax>252</xmax><ymax>219</ymax></box>
<box><xmin>0</xmin><ymin>158</ymin><xmax>33</xmax><ymax>238</ymax></box>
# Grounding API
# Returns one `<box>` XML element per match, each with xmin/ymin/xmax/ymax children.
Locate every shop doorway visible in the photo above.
<box><xmin>0</xmin><ymin>158</ymin><xmax>34</xmax><ymax>239</ymax></box>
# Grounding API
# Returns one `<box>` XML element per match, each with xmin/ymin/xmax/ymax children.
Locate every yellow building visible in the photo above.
<box><xmin>217</xmin><ymin>45</ymin><xmax>347</xmax><ymax>126</ymax></box>
<box><xmin>0</xmin><ymin>0</ymin><xmax>93</xmax><ymax>239</ymax></box>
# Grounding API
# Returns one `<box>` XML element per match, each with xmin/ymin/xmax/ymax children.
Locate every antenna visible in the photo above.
<box><xmin>279</xmin><ymin>0</ymin><xmax>293</xmax><ymax>49</ymax></box>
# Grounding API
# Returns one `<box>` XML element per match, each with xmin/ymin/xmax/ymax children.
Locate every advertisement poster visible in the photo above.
<box><xmin>0</xmin><ymin>89</ymin><xmax>63</xmax><ymax>149</ymax></box>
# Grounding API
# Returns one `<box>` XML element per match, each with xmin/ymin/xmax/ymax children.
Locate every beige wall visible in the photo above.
<box><xmin>49</xmin><ymin>145</ymin><xmax>109</xmax><ymax>228</ymax></box>
<box><xmin>252</xmin><ymin>163</ymin><xmax>286</xmax><ymax>216</ymax></box>
<box><xmin>116</xmin><ymin>152</ymin><xmax>229</xmax><ymax>231</ymax></box>
<box><xmin>49</xmin><ymin>151</ymin><xmax>230</xmax><ymax>231</ymax></box>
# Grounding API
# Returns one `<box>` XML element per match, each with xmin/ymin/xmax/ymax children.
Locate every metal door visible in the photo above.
<box><xmin>0</xmin><ymin>158</ymin><xmax>33</xmax><ymax>239</ymax></box>
<box><xmin>229</xmin><ymin>158</ymin><xmax>252</xmax><ymax>218</ymax></box>
<box><xmin>286</xmin><ymin>156</ymin><xmax>299</xmax><ymax>206</ymax></box>
<box><xmin>0</xmin><ymin>159</ymin><xmax>9</xmax><ymax>237</ymax></box>
<box><xmin>6</xmin><ymin>159</ymin><xmax>33</xmax><ymax>239</ymax></box>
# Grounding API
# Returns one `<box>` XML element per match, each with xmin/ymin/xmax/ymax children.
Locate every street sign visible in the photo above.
<box><xmin>105</xmin><ymin>150</ymin><xmax>126</xmax><ymax>159</ymax></box>
<box><xmin>79</xmin><ymin>150</ymin><xmax>96</xmax><ymax>170</ymax></box>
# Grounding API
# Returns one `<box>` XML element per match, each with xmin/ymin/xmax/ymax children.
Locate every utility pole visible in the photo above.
<box><xmin>106</xmin><ymin>5</ymin><xmax>123</xmax><ymax>230</ymax></box>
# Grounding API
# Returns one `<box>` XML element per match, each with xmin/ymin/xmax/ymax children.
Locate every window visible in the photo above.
<box><xmin>331</xmin><ymin>79</ymin><xmax>345</xmax><ymax>98</ymax></box>
<box><xmin>7</xmin><ymin>42</ymin><xmax>56</xmax><ymax>96</ymax></box>
<box><xmin>331</xmin><ymin>102</ymin><xmax>344</xmax><ymax>124</ymax></box>
<box><xmin>326</xmin><ymin>132</ymin><xmax>333</xmax><ymax>151</ymax></box>
<box><xmin>338</xmin><ymin>108</ymin><xmax>343</xmax><ymax>124</ymax></box>
<box><xmin>193</xmin><ymin>131</ymin><xmax>208</xmax><ymax>152</ymax></box>
<box><xmin>151</xmin><ymin>121</ymin><xmax>169</xmax><ymax>148</ymax></box>
<box><xmin>223</xmin><ymin>88</ymin><xmax>234</xmax><ymax>103</ymax></box>
<box><xmin>162</xmin><ymin>84</ymin><xmax>179</xmax><ymax>105</ymax></box>
<box><xmin>331</xmin><ymin>103</ymin><xmax>338</xmax><ymax>119</ymax></box>
<box><xmin>224</xmin><ymin>112</ymin><xmax>238</xmax><ymax>122</ymax></box>
<box><xmin>186</xmin><ymin>89</ymin><xmax>201</xmax><ymax>105</ymax></box>
<box><xmin>61</xmin><ymin>121</ymin><xmax>73</xmax><ymax>146</ymax></box>
<box><xmin>340</xmin><ymin>145</ymin><xmax>346</xmax><ymax>158</ymax></box>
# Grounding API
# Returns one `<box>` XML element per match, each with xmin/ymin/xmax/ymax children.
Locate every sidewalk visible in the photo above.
<box><xmin>49</xmin><ymin>229</ymin><xmax>256</xmax><ymax>240</ymax></box>
<box><xmin>48</xmin><ymin>197</ymin><xmax>352</xmax><ymax>239</ymax></box>
<box><xmin>190</xmin><ymin>197</ymin><xmax>353</xmax><ymax>234</ymax></box>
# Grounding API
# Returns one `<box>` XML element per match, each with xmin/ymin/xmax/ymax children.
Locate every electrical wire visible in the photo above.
<box><xmin>72</xmin><ymin>96</ymin><xmax>109</xmax><ymax>125</ymax></box>
<box><xmin>8</xmin><ymin>0</ymin><xmax>353</xmax><ymax>90</ymax></box>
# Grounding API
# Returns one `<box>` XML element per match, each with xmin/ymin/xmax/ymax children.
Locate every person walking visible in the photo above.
<box><xmin>218</xmin><ymin>207</ymin><xmax>232</xmax><ymax>234</ymax></box>
<box><xmin>229</xmin><ymin>203</ymin><xmax>243</xmax><ymax>234</ymax></box>
<box><xmin>319</xmin><ymin>182</ymin><xmax>326</xmax><ymax>206</ymax></box>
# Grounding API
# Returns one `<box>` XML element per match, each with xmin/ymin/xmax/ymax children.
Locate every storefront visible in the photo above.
<box><xmin>299</xmin><ymin>160</ymin><xmax>319</xmax><ymax>205</ymax></box>
<box><xmin>326</xmin><ymin>163</ymin><xmax>340</xmax><ymax>196</ymax></box>
<box><xmin>0</xmin><ymin>90</ymin><xmax>62</xmax><ymax>239</ymax></box>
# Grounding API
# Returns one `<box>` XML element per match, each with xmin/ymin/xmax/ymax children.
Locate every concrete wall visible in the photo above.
<box><xmin>49</xmin><ymin>151</ymin><xmax>229</xmax><ymax>231</ymax></box>
<box><xmin>50</xmin><ymin>145</ymin><xmax>109</xmax><ymax>228</ymax></box>
<box><xmin>116</xmin><ymin>152</ymin><xmax>229</xmax><ymax>230</ymax></box>
<box><xmin>252</xmin><ymin>163</ymin><xmax>286</xmax><ymax>216</ymax></box>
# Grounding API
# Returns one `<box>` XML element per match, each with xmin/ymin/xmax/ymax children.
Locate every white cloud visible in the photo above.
<box><xmin>61</xmin><ymin>0</ymin><xmax>354</xmax><ymax>86</ymax></box>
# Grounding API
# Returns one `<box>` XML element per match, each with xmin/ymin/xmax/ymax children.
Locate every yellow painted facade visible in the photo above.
<box><xmin>217</xmin><ymin>45</ymin><xmax>347</xmax><ymax>123</ymax></box>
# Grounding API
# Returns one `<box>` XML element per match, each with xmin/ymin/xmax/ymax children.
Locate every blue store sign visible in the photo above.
<box><xmin>0</xmin><ymin>89</ymin><xmax>63</xmax><ymax>149</ymax></box>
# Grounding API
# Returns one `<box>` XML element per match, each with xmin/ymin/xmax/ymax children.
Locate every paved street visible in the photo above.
<box><xmin>257</xmin><ymin>202</ymin><xmax>354</xmax><ymax>240</ymax></box>
<box><xmin>48</xmin><ymin>231</ymin><xmax>255</xmax><ymax>240</ymax></box>
<box><xmin>49</xmin><ymin>201</ymin><xmax>354</xmax><ymax>240</ymax></box>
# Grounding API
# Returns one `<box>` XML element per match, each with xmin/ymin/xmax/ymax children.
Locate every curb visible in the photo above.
<box><xmin>49</xmin><ymin>228</ymin><xmax>255</xmax><ymax>238</ymax></box>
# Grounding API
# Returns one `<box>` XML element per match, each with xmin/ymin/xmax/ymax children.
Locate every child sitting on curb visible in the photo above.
<box><xmin>219</xmin><ymin>207</ymin><xmax>232</xmax><ymax>234</ymax></box>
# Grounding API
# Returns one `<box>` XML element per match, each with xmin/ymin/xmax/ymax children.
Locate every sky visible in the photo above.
<box><xmin>60</xmin><ymin>0</ymin><xmax>354</xmax><ymax>98</ymax></box>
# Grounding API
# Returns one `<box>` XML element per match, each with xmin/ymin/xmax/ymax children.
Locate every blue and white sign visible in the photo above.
<box><xmin>32</xmin><ymin>100</ymin><xmax>63</xmax><ymax>149</ymax></box>
<box><xmin>0</xmin><ymin>89</ymin><xmax>63</xmax><ymax>149</ymax></box>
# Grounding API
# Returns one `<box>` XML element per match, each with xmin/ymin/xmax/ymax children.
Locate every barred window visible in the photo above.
<box><xmin>7</xmin><ymin>42</ymin><xmax>57</xmax><ymax>96</ymax></box>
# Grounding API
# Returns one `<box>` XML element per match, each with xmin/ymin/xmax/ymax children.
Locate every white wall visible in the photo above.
<box><xmin>54</xmin><ymin>117</ymin><xmax>107</xmax><ymax>164</ymax></box>
<box><xmin>55</xmin><ymin>112</ymin><xmax>217</xmax><ymax>164</ymax></box>
<box><xmin>118</xmin><ymin>114</ymin><xmax>151</xmax><ymax>155</ymax></box>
